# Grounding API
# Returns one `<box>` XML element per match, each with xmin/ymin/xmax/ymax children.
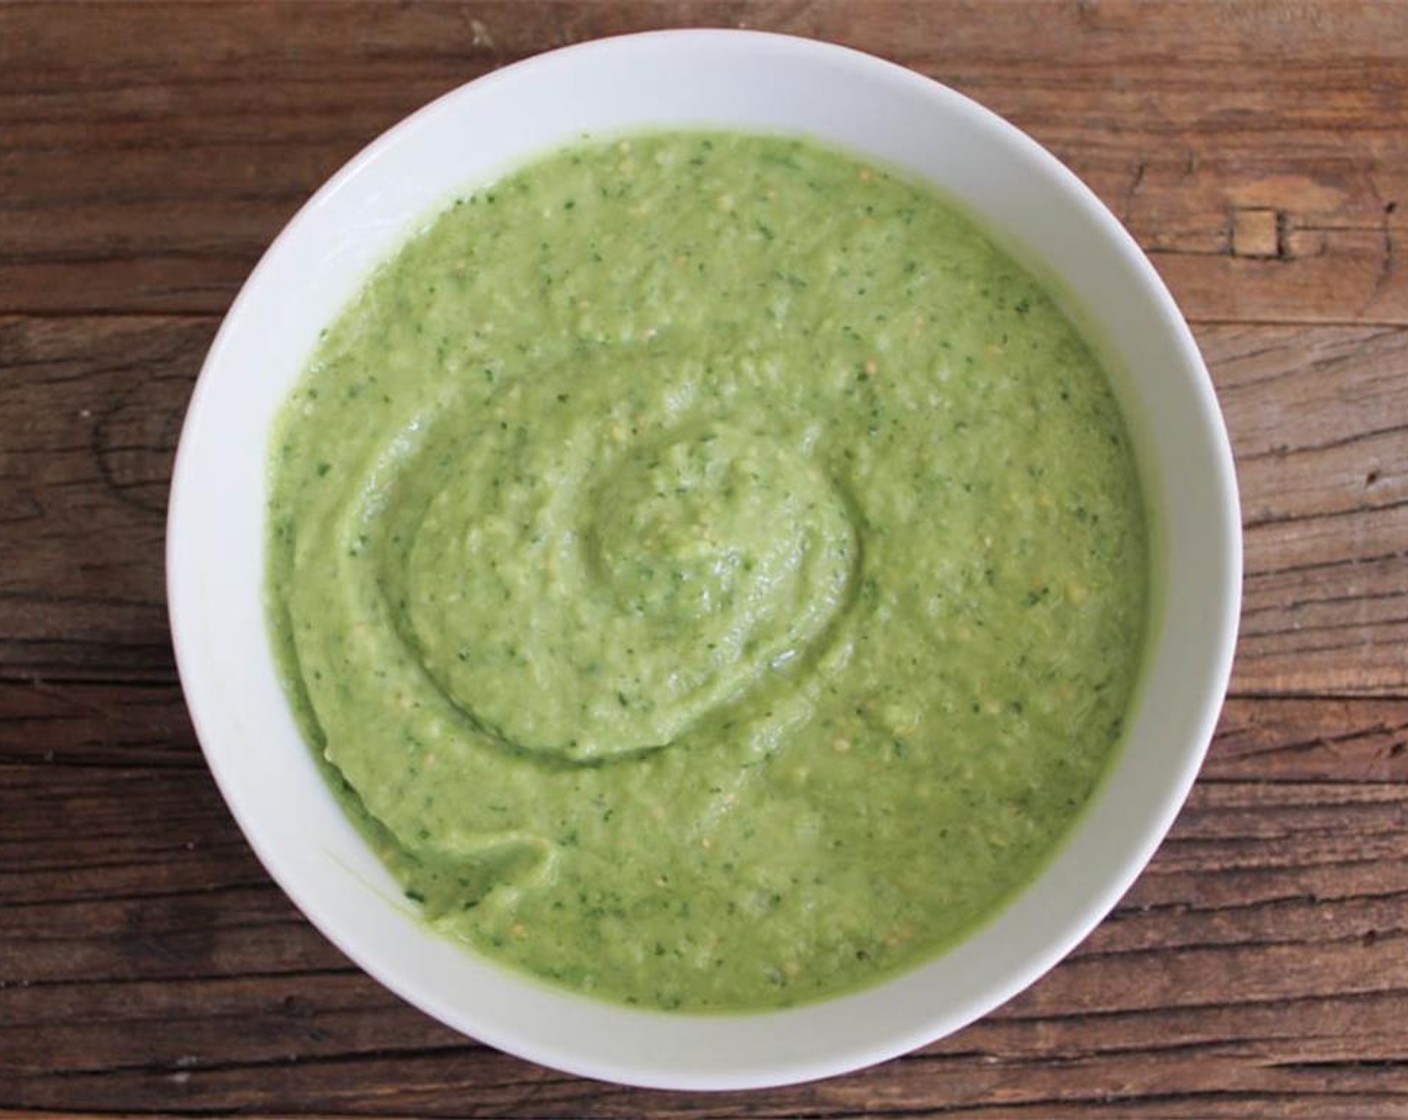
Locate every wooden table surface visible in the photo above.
<box><xmin>3</xmin><ymin>2</ymin><xmax>1406</xmax><ymax>1117</ymax></box>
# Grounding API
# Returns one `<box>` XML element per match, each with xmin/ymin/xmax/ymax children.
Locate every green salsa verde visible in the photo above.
<box><xmin>268</xmin><ymin>132</ymin><xmax>1149</xmax><ymax>1011</ymax></box>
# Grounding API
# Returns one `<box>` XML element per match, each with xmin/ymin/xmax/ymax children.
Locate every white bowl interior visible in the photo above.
<box><xmin>167</xmin><ymin>30</ymin><xmax>1240</xmax><ymax>1090</ymax></box>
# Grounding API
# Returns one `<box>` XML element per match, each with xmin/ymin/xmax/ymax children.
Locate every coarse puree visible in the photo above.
<box><xmin>267</xmin><ymin>131</ymin><xmax>1149</xmax><ymax>1012</ymax></box>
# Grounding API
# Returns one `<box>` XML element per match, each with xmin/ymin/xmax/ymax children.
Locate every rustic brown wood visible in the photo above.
<box><xmin>0</xmin><ymin>316</ymin><xmax>205</xmax><ymax>680</ymax></box>
<box><xmin>2</xmin><ymin>2</ymin><xmax>1406</xmax><ymax>1117</ymax></box>
<box><xmin>1210</xmin><ymin>324</ymin><xmax>1408</xmax><ymax>696</ymax></box>
<box><xmin>3</xmin><ymin>1</ymin><xmax>1407</xmax><ymax>324</ymax></box>
<box><xmin>1231</xmin><ymin>210</ymin><xmax>1281</xmax><ymax>261</ymax></box>
<box><xmin>1</xmin><ymin>691</ymin><xmax>1405</xmax><ymax>1116</ymax></box>
<box><xmin>4</xmin><ymin>315</ymin><xmax>1403</xmax><ymax>694</ymax></box>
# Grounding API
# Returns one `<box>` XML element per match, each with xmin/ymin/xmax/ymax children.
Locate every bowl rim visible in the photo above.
<box><xmin>167</xmin><ymin>27</ymin><xmax>1242</xmax><ymax>1090</ymax></box>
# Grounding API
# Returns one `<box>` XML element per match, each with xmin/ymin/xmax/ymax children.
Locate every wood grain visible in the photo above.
<box><xmin>2</xmin><ymin>686</ymin><xmax>1405</xmax><ymax>1116</ymax></box>
<box><xmin>2</xmin><ymin>2</ymin><xmax>1407</xmax><ymax>1117</ymax></box>
<box><xmin>0</xmin><ymin>315</ymin><xmax>202</xmax><ymax>679</ymax></box>
<box><xmin>1214</xmin><ymin>325</ymin><xmax>1408</xmax><ymax>696</ymax></box>
<box><xmin>2</xmin><ymin>1</ymin><xmax>1406</xmax><ymax>324</ymax></box>
<box><xmin>4</xmin><ymin>315</ymin><xmax>1403</xmax><ymax>694</ymax></box>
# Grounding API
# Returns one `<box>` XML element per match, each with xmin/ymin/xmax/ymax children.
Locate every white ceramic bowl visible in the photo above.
<box><xmin>167</xmin><ymin>30</ymin><xmax>1240</xmax><ymax>1090</ymax></box>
